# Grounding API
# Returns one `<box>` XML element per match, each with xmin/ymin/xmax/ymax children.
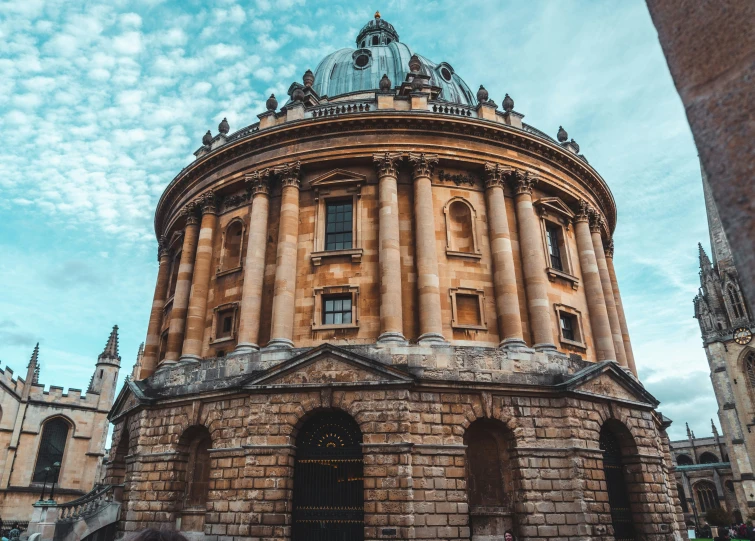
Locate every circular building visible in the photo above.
<box><xmin>107</xmin><ymin>13</ymin><xmax>686</xmax><ymax>541</ymax></box>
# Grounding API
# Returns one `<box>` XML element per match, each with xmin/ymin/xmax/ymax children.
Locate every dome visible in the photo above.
<box><xmin>312</xmin><ymin>15</ymin><xmax>476</xmax><ymax>106</ymax></box>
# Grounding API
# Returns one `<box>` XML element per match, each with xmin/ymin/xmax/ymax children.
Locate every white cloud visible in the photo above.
<box><xmin>112</xmin><ymin>31</ymin><xmax>143</xmax><ymax>55</ymax></box>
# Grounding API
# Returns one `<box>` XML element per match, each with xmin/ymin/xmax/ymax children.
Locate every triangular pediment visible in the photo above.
<box><xmin>310</xmin><ymin>169</ymin><xmax>367</xmax><ymax>188</ymax></box>
<box><xmin>557</xmin><ymin>361</ymin><xmax>658</xmax><ymax>406</ymax></box>
<box><xmin>245</xmin><ymin>344</ymin><xmax>413</xmax><ymax>388</ymax></box>
<box><xmin>109</xmin><ymin>379</ymin><xmax>151</xmax><ymax>421</ymax></box>
<box><xmin>534</xmin><ymin>197</ymin><xmax>575</xmax><ymax>220</ymax></box>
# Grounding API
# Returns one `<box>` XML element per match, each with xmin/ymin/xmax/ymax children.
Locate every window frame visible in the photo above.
<box><xmin>312</xmin><ymin>285</ymin><xmax>360</xmax><ymax>331</ymax></box>
<box><xmin>534</xmin><ymin>198</ymin><xmax>579</xmax><ymax>290</ymax></box>
<box><xmin>310</xmin><ymin>169</ymin><xmax>365</xmax><ymax>266</ymax></box>
<box><xmin>31</xmin><ymin>417</ymin><xmax>71</xmax><ymax>485</ymax></box>
<box><xmin>324</xmin><ymin>200</ymin><xmax>354</xmax><ymax>251</ymax></box>
<box><xmin>210</xmin><ymin>302</ymin><xmax>239</xmax><ymax>345</ymax></box>
<box><xmin>449</xmin><ymin>287</ymin><xmax>487</xmax><ymax>331</ymax></box>
<box><xmin>554</xmin><ymin>304</ymin><xmax>587</xmax><ymax>350</ymax></box>
<box><xmin>216</xmin><ymin>217</ymin><xmax>246</xmax><ymax>276</ymax></box>
<box><xmin>443</xmin><ymin>197</ymin><xmax>482</xmax><ymax>260</ymax></box>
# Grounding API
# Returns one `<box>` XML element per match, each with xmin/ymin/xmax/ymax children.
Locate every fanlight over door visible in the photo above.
<box><xmin>293</xmin><ymin>411</ymin><xmax>364</xmax><ymax>541</ymax></box>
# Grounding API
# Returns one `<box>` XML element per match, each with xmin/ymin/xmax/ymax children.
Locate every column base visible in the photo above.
<box><xmin>156</xmin><ymin>360</ymin><xmax>177</xmax><ymax>372</ymax></box>
<box><xmin>377</xmin><ymin>332</ymin><xmax>407</xmax><ymax>344</ymax></box>
<box><xmin>418</xmin><ymin>332</ymin><xmax>448</xmax><ymax>346</ymax></box>
<box><xmin>266</xmin><ymin>338</ymin><xmax>294</xmax><ymax>350</ymax></box>
<box><xmin>499</xmin><ymin>337</ymin><xmax>527</xmax><ymax>349</ymax></box>
<box><xmin>177</xmin><ymin>354</ymin><xmax>201</xmax><ymax>365</ymax></box>
<box><xmin>533</xmin><ymin>342</ymin><xmax>558</xmax><ymax>352</ymax></box>
<box><xmin>233</xmin><ymin>342</ymin><xmax>260</xmax><ymax>354</ymax></box>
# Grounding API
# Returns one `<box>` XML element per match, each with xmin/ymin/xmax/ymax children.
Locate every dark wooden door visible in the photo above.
<box><xmin>600</xmin><ymin>430</ymin><xmax>636</xmax><ymax>541</ymax></box>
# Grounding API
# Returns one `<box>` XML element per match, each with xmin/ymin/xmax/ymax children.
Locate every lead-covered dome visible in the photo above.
<box><xmin>312</xmin><ymin>13</ymin><xmax>476</xmax><ymax>106</ymax></box>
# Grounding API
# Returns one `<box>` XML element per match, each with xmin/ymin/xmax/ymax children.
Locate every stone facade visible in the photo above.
<box><xmin>670</xmin><ymin>424</ymin><xmax>740</xmax><ymax>528</ymax></box>
<box><xmin>110</xmin><ymin>14</ymin><xmax>686</xmax><ymax>541</ymax></box>
<box><xmin>691</xmin><ymin>164</ymin><xmax>755</xmax><ymax>519</ymax></box>
<box><xmin>0</xmin><ymin>328</ymin><xmax>120</xmax><ymax>523</ymax></box>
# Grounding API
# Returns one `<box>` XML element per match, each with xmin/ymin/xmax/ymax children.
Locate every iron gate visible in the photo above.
<box><xmin>293</xmin><ymin>411</ymin><xmax>364</xmax><ymax>541</ymax></box>
<box><xmin>600</xmin><ymin>429</ymin><xmax>636</xmax><ymax>541</ymax></box>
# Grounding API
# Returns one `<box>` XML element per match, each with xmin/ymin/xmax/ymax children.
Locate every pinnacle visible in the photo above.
<box><xmin>99</xmin><ymin>325</ymin><xmax>121</xmax><ymax>361</ymax></box>
<box><xmin>27</xmin><ymin>342</ymin><xmax>40</xmax><ymax>368</ymax></box>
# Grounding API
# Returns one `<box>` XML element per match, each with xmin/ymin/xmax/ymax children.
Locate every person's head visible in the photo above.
<box><xmin>128</xmin><ymin>529</ymin><xmax>189</xmax><ymax>541</ymax></box>
<box><xmin>504</xmin><ymin>530</ymin><xmax>515</xmax><ymax>541</ymax></box>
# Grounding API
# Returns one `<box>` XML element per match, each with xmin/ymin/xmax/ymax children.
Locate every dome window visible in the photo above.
<box><xmin>437</xmin><ymin>62</ymin><xmax>455</xmax><ymax>82</ymax></box>
<box><xmin>440</xmin><ymin>67</ymin><xmax>452</xmax><ymax>82</ymax></box>
<box><xmin>352</xmin><ymin>49</ymin><xmax>372</xmax><ymax>70</ymax></box>
<box><xmin>372</xmin><ymin>35</ymin><xmax>379</xmax><ymax>46</ymax></box>
<box><xmin>361</xmin><ymin>40</ymin><xmax>365</xmax><ymax>47</ymax></box>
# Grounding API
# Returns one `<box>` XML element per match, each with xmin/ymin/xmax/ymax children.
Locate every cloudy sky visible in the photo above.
<box><xmin>0</xmin><ymin>0</ymin><xmax>713</xmax><ymax>441</ymax></box>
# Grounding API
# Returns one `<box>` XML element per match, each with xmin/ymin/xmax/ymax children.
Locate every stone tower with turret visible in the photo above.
<box><xmin>694</xmin><ymin>163</ymin><xmax>755</xmax><ymax>518</ymax></box>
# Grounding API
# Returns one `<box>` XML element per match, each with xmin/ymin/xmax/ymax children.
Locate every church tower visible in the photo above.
<box><xmin>694</xmin><ymin>162</ymin><xmax>755</xmax><ymax>517</ymax></box>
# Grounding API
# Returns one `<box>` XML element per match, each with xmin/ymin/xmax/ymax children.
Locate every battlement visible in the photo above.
<box><xmin>0</xmin><ymin>366</ymin><xmax>23</xmax><ymax>395</ymax></box>
<box><xmin>28</xmin><ymin>383</ymin><xmax>101</xmax><ymax>407</ymax></box>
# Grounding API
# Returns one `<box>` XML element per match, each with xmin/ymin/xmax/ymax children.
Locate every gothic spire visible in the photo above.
<box><xmin>711</xmin><ymin>419</ymin><xmax>719</xmax><ymax>437</ymax></box>
<box><xmin>98</xmin><ymin>325</ymin><xmax>121</xmax><ymax>364</ymax></box>
<box><xmin>686</xmin><ymin>422</ymin><xmax>693</xmax><ymax>440</ymax></box>
<box><xmin>27</xmin><ymin>343</ymin><xmax>40</xmax><ymax>384</ymax></box>
<box><xmin>701</xmin><ymin>161</ymin><xmax>733</xmax><ymax>267</ymax></box>
<box><xmin>699</xmin><ymin>242</ymin><xmax>712</xmax><ymax>272</ymax></box>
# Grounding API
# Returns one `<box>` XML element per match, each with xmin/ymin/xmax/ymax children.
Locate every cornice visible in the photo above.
<box><xmin>155</xmin><ymin>113</ymin><xmax>617</xmax><ymax>238</ymax></box>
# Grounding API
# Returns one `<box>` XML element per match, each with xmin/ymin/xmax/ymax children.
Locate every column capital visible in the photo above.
<box><xmin>574</xmin><ymin>199</ymin><xmax>592</xmax><ymax>223</ymax></box>
<box><xmin>245</xmin><ymin>168</ymin><xmax>272</xmax><ymax>196</ymax></box>
<box><xmin>605</xmin><ymin>238</ymin><xmax>615</xmax><ymax>258</ymax></box>
<box><xmin>483</xmin><ymin>163</ymin><xmax>518</xmax><ymax>189</ymax></box>
<box><xmin>199</xmin><ymin>190</ymin><xmax>221</xmax><ymax>215</ymax></box>
<box><xmin>408</xmin><ymin>152</ymin><xmax>438</xmax><ymax>180</ymax></box>
<box><xmin>157</xmin><ymin>234</ymin><xmax>170</xmax><ymax>261</ymax></box>
<box><xmin>276</xmin><ymin>161</ymin><xmax>301</xmax><ymax>189</ymax></box>
<box><xmin>373</xmin><ymin>152</ymin><xmax>402</xmax><ymax>178</ymax></box>
<box><xmin>589</xmin><ymin>211</ymin><xmax>605</xmax><ymax>234</ymax></box>
<box><xmin>181</xmin><ymin>201</ymin><xmax>201</xmax><ymax>226</ymax></box>
<box><xmin>511</xmin><ymin>170</ymin><xmax>538</xmax><ymax>195</ymax></box>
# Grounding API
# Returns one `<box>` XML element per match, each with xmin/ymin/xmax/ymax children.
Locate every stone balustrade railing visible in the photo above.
<box><xmin>56</xmin><ymin>484</ymin><xmax>122</xmax><ymax>523</ymax></box>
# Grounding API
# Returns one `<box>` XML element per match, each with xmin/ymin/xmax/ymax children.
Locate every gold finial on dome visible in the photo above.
<box><xmin>375</xmin><ymin>10</ymin><xmax>381</xmax><ymax>19</ymax></box>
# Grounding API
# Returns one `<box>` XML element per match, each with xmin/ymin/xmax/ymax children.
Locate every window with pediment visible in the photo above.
<box><xmin>534</xmin><ymin>197</ymin><xmax>578</xmax><ymax>289</ymax></box>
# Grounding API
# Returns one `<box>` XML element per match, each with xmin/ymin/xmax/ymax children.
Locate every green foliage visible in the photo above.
<box><xmin>704</xmin><ymin>506</ymin><xmax>733</xmax><ymax>526</ymax></box>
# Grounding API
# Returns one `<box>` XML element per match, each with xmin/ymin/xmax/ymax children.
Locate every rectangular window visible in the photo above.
<box><xmin>325</xmin><ymin>201</ymin><xmax>353</xmax><ymax>251</ymax></box>
<box><xmin>546</xmin><ymin>224</ymin><xmax>563</xmax><ymax>271</ymax></box>
<box><xmin>158</xmin><ymin>330</ymin><xmax>169</xmax><ymax>362</ymax></box>
<box><xmin>456</xmin><ymin>294</ymin><xmax>482</xmax><ymax>327</ymax></box>
<box><xmin>323</xmin><ymin>295</ymin><xmax>352</xmax><ymax>325</ymax></box>
<box><xmin>560</xmin><ymin>313</ymin><xmax>576</xmax><ymax>341</ymax></box>
<box><xmin>217</xmin><ymin>311</ymin><xmax>234</xmax><ymax>339</ymax></box>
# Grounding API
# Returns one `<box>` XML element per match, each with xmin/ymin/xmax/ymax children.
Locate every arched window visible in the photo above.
<box><xmin>744</xmin><ymin>351</ymin><xmax>755</xmax><ymax>389</ymax></box>
<box><xmin>465</xmin><ymin>419</ymin><xmax>516</xmax><ymax>537</ymax></box>
<box><xmin>293</xmin><ymin>411</ymin><xmax>363</xmax><ymax>541</ymax></box>
<box><xmin>676</xmin><ymin>454</ymin><xmax>694</xmax><ymax>466</ymax></box>
<box><xmin>178</xmin><ymin>425</ymin><xmax>212</xmax><ymax>532</ymax></box>
<box><xmin>219</xmin><ymin>219</ymin><xmax>244</xmax><ymax>272</ymax></box>
<box><xmin>677</xmin><ymin>483</ymin><xmax>689</xmax><ymax>513</ymax></box>
<box><xmin>168</xmin><ymin>250</ymin><xmax>181</xmax><ymax>299</ymax></box>
<box><xmin>444</xmin><ymin>198</ymin><xmax>479</xmax><ymax>257</ymax></box>
<box><xmin>33</xmin><ymin>418</ymin><xmax>70</xmax><ymax>483</ymax></box>
<box><xmin>600</xmin><ymin>423</ymin><xmax>637</xmax><ymax>541</ymax></box>
<box><xmin>727</xmin><ymin>284</ymin><xmax>746</xmax><ymax>320</ymax></box>
<box><xmin>695</xmin><ymin>481</ymin><xmax>719</xmax><ymax>513</ymax></box>
<box><xmin>700</xmin><ymin>452</ymin><xmax>719</xmax><ymax>464</ymax></box>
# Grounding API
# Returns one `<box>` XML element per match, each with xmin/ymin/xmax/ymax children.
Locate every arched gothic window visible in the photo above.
<box><xmin>695</xmin><ymin>481</ymin><xmax>718</xmax><ymax>513</ymax></box>
<box><xmin>219</xmin><ymin>219</ymin><xmax>245</xmax><ymax>272</ymax></box>
<box><xmin>699</xmin><ymin>452</ymin><xmax>719</xmax><ymax>464</ymax></box>
<box><xmin>676</xmin><ymin>454</ymin><xmax>694</xmax><ymax>466</ymax></box>
<box><xmin>744</xmin><ymin>351</ymin><xmax>755</xmax><ymax>389</ymax></box>
<box><xmin>727</xmin><ymin>283</ymin><xmax>746</xmax><ymax>320</ymax></box>
<box><xmin>33</xmin><ymin>418</ymin><xmax>70</xmax><ymax>483</ymax></box>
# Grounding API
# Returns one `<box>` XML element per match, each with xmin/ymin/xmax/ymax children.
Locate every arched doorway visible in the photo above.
<box><xmin>293</xmin><ymin>411</ymin><xmax>364</xmax><ymax>541</ymax></box>
<box><xmin>600</xmin><ymin>425</ymin><xmax>636</xmax><ymax>541</ymax></box>
<box><xmin>464</xmin><ymin>419</ymin><xmax>516</xmax><ymax>539</ymax></box>
<box><xmin>177</xmin><ymin>425</ymin><xmax>212</xmax><ymax>533</ymax></box>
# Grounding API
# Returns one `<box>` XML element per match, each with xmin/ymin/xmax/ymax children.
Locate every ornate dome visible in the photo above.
<box><xmin>312</xmin><ymin>14</ymin><xmax>476</xmax><ymax>106</ymax></box>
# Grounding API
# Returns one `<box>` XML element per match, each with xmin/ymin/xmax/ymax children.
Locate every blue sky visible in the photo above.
<box><xmin>0</xmin><ymin>0</ymin><xmax>713</xmax><ymax>441</ymax></box>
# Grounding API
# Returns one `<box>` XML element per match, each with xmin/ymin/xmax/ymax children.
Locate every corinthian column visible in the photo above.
<box><xmin>573</xmin><ymin>202</ymin><xmax>616</xmax><ymax>361</ymax></box>
<box><xmin>605</xmin><ymin>240</ymin><xmax>637</xmax><ymax>375</ymax></box>
<box><xmin>484</xmin><ymin>163</ymin><xmax>524</xmax><ymax>348</ymax></box>
<box><xmin>235</xmin><ymin>170</ymin><xmax>272</xmax><ymax>353</ymax></box>
<box><xmin>180</xmin><ymin>191</ymin><xmax>220</xmax><ymax>362</ymax></box>
<box><xmin>409</xmin><ymin>153</ymin><xmax>445</xmax><ymax>344</ymax></box>
<box><xmin>512</xmin><ymin>172</ymin><xmax>556</xmax><ymax>351</ymax></box>
<box><xmin>374</xmin><ymin>153</ymin><xmax>405</xmax><ymax>343</ymax></box>
<box><xmin>163</xmin><ymin>202</ymin><xmax>201</xmax><ymax>364</ymax></box>
<box><xmin>590</xmin><ymin>216</ymin><xmax>628</xmax><ymax>367</ymax></box>
<box><xmin>140</xmin><ymin>237</ymin><xmax>171</xmax><ymax>378</ymax></box>
<box><xmin>268</xmin><ymin>162</ymin><xmax>301</xmax><ymax>349</ymax></box>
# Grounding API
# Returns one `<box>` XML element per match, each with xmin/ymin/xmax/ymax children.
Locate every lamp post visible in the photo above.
<box><xmin>38</xmin><ymin>466</ymin><xmax>51</xmax><ymax>502</ymax></box>
<box><xmin>48</xmin><ymin>462</ymin><xmax>61</xmax><ymax>502</ymax></box>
